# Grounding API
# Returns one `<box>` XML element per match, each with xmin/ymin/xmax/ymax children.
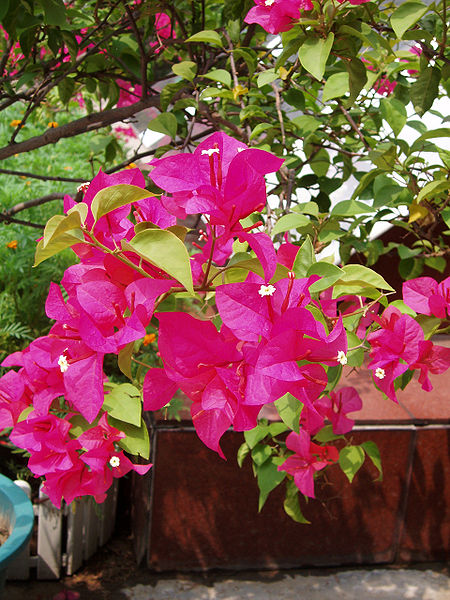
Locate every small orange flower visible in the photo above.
<box><xmin>63</xmin><ymin>166</ymin><xmax>73</xmax><ymax>171</ymax></box>
<box><xmin>125</xmin><ymin>162</ymin><xmax>137</xmax><ymax>169</ymax></box>
<box><xmin>6</xmin><ymin>240</ymin><xmax>18</xmax><ymax>249</ymax></box>
<box><xmin>25</xmin><ymin>181</ymin><xmax>31</xmax><ymax>185</ymax></box>
<box><xmin>143</xmin><ymin>333</ymin><xmax>156</xmax><ymax>346</ymax></box>
<box><xmin>10</xmin><ymin>119</ymin><xmax>23</xmax><ymax>127</ymax></box>
<box><xmin>48</xmin><ymin>121</ymin><xmax>58</xmax><ymax>128</ymax></box>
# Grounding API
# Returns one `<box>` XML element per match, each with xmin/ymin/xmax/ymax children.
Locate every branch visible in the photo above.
<box><xmin>5</xmin><ymin>193</ymin><xmax>66</xmax><ymax>216</ymax></box>
<box><xmin>0</xmin><ymin>214</ymin><xmax>45</xmax><ymax>229</ymax></box>
<box><xmin>0</xmin><ymin>96</ymin><xmax>160</xmax><ymax>161</ymax></box>
<box><xmin>0</xmin><ymin>168</ymin><xmax>87</xmax><ymax>183</ymax></box>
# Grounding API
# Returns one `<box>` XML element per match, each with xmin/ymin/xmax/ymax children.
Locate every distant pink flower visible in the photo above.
<box><xmin>244</xmin><ymin>0</ymin><xmax>313</xmax><ymax>34</ymax></box>
<box><xmin>278</xmin><ymin>430</ymin><xmax>339</xmax><ymax>498</ymax></box>
<box><xmin>115</xmin><ymin>125</ymin><xmax>137</xmax><ymax>139</ymax></box>
<box><xmin>403</xmin><ymin>276</ymin><xmax>450</xmax><ymax>319</ymax></box>
<box><xmin>373</xmin><ymin>76</ymin><xmax>397</xmax><ymax>96</ymax></box>
<box><xmin>337</xmin><ymin>0</ymin><xmax>371</xmax><ymax>4</ymax></box>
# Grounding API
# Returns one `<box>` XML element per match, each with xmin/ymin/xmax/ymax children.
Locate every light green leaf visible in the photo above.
<box><xmin>250</xmin><ymin>123</ymin><xmax>274</xmax><ymax>140</ymax></box>
<box><xmin>339</xmin><ymin>445</ymin><xmax>365</xmax><ymax>483</ymax></box>
<box><xmin>34</xmin><ymin>231</ymin><xmax>84</xmax><ymax>266</ymax></box>
<box><xmin>102</xmin><ymin>383</ymin><xmax>142</xmax><ymax>426</ymax></box>
<box><xmin>299</xmin><ymin>33</ymin><xmax>334</xmax><ymax>81</ymax></box>
<box><xmin>185</xmin><ymin>29</ymin><xmax>223</xmax><ymax>47</ymax></box>
<box><xmin>43</xmin><ymin>211</ymin><xmax>84</xmax><ymax>248</ymax></box>
<box><xmin>331</xmin><ymin>200</ymin><xmax>373</xmax><ymax>217</ymax></box>
<box><xmin>274</xmin><ymin>393</ymin><xmax>303</xmax><ymax>433</ymax></box>
<box><xmin>310</xmin><ymin>148</ymin><xmax>330</xmax><ymax>178</ymax></box>
<box><xmin>272</xmin><ymin>213</ymin><xmax>310</xmax><ymax>236</ymax></box>
<box><xmin>390</xmin><ymin>1</ymin><xmax>428</xmax><ymax>40</ymax></box>
<box><xmin>203</xmin><ymin>69</ymin><xmax>232</xmax><ymax>88</ymax></box>
<box><xmin>67</xmin><ymin>202</ymin><xmax>88</xmax><ymax>224</ymax></box>
<box><xmin>123</xmin><ymin>228</ymin><xmax>194</xmax><ymax>293</ymax></box>
<box><xmin>240</xmin><ymin>105</ymin><xmax>267</xmax><ymax>121</ymax></box>
<box><xmin>244</xmin><ymin>424</ymin><xmax>269</xmax><ymax>449</ymax></box>
<box><xmin>108</xmin><ymin>416</ymin><xmax>150</xmax><ymax>459</ymax></box>
<box><xmin>339</xmin><ymin>264</ymin><xmax>394</xmax><ymax>292</ymax></box>
<box><xmin>237</xmin><ymin>442</ymin><xmax>251</xmax><ymax>468</ymax></box>
<box><xmin>322</xmin><ymin>72</ymin><xmax>349</xmax><ymax>102</ymax></box>
<box><xmin>290</xmin><ymin>115</ymin><xmax>321</xmax><ymax>136</ymax></box>
<box><xmin>91</xmin><ymin>184</ymin><xmax>155</xmax><ymax>222</ymax></box>
<box><xmin>118</xmin><ymin>341</ymin><xmax>134</xmax><ymax>380</ymax></box>
<box><xmin>252</xmin><ymin>443</ymin><xmax>272</xmax><ymax>467</ymax></box>
<box><xmin>307</xmin><ymin>262</ymin><xmax>343</xmax><ymax>293</ymax></box>
<box><xmin>147</xmin><ymin>112</ymin><xmax>178</xmax><ymax>140</ymax></box>
<box><xmin>292</xmin><ymin>237</ymin><xmax>316</xmax><ymax>277</ymax></box>
<box><xmin>172</xmin><ymin>61</ymin><xmax>197</xmax><ymax>82</ymax></box>
<box><xmin>361</xmin><ymin>441</ymin><xmax>383</xmax><ymax>481</ymax></box>
<box><xmin>411</xmin><ymin>127</ymin><xmax>450</xmax><ymax>152</ymax></box>
<box><xmin>314</xmin><ymin>425</ymin><xmax>344</xmax><ymax>443</ymax></box>
<box><xmin>257</xmin><ymin>69</ymin><xmax>278</xmax><ymax>88</ymax></box>
<box><xmin>380</xmin><ymin>97</ymin><xmax>407</xmax><ymax>136</ymax></box>
<box><xmin>416</xmin><ymin>179</ymin><xmax>449</xmax><ymax>204</ymax></box>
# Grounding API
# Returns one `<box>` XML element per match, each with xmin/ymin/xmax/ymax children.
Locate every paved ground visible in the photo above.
<box><xmin>5</xmin><ymin>565</ymin><xmax>450</xmax><ymax>600</ymax></box>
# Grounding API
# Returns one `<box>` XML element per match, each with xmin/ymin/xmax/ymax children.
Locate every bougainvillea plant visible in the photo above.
<box><xmin>1</xmin><ymin>129</ymin><xmax>449</xmax><ymax>516</ymax></box>
<box><xmin>0</xmin><ymin>0</ymin><xmax>449</xmax><ymax>520</ymax></box>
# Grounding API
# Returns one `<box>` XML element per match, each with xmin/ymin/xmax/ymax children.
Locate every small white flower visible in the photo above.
<box><xmin>258</xmin><ymin>284</ymin><xmax>276</xmax><ymax>297</ymax></box>
<box><xmin>265</xmin><ymin>0</ymin><xmax>275</xmax><ymax>5</ymax></box>
<box><xmin>201</xmin><ymin>148</ymin><xmax>220</xmax><ymax>156</ymax></box>
<box><xmin>58</xmin><ymin>355</ymin><xmax>69</xmax><ymax>373</ymax></box>
<box><xmin>375</xmin><ymin>367</ymin><xmax>386</xmax><ymax>380</ymax></box>
<box><xmin>109</xmin><ymin>456</ymin><xmax>121</xmax><ymax>468</ymax></box>
<box><xmin>237</xmin><ymin>147</ymin><xmax>246</xmax><ymax>153</ymax></box>
<box><xmin>77</xmin><ymin>182</ymin><xmax>90</xmax><ymax>194</ymax></box>
<box><xmin>337</xmin><ymin>351</ymin><xmax>348</xmax><ymax>366</ymax></box>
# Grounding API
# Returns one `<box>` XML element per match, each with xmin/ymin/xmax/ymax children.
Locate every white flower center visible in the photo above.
<box><xmin>58</xmin><ymin>355</ymin><xmax>69</xmax><ymax>373</ymax></box>
<box><xmin>201</xmin><ymin>148</ymin><xmax>220</xmax><ymax>156</ymax></box>
<box><xmin>337</xmin><ymin>351</ymin><xmax>348</xmax><ymax>366</ymax></box>
<box><xmin>237</xmin><ymin>147</ymin><xmax>246</xmax><ymax>153</ymax></box>
<box><xmin>375</xmin><ymin>367</ymin><xmax>386</xmax><ymax>380</ymax></box>
<box><xmin>265</xmin><ymin>0</ymin><xmax>275</xmax><ymax>5</ymax></box>
<box><xmin>109</xmin><ymin>456</ymin><xmax>120</xmax><ymax>468</ymax></box>
<box><xmin>258</xmin><ymin>284</ymin><xmax>276</xmax><ymax>297</ymax></box>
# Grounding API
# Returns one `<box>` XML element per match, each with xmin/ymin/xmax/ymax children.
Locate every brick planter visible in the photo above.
<box><xmin>131</xmin><ymin>343</ymin><xmax>450</xmax><ymax>571</ymax></box>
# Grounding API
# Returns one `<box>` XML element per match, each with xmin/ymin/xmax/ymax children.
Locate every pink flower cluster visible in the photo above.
<box><xmin>1</xmin><ymin>131</ymin><xmax>449</xmax><ymax>505</ymax></box>
<box><xmin>244</xmin><ymin>0</ymin><xmax>313</xmax><ymax>34</ymax></box>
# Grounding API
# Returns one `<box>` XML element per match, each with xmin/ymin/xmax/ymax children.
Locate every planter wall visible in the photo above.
<box><xmin>131</xmin><ymin>359</ymin><xmax>450</xmax><ymax>572</ymax></box>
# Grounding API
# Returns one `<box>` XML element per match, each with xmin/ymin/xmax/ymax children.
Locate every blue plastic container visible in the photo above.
<box><xmin>0</xmin><ymin>474</ymin><xmax>34</xmax><ymax>596</ymax></box>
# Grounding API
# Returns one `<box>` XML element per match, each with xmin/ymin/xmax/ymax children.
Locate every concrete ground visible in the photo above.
<box><xmin>5</xmin><ymin>566</ymin><xmax>450</xmax><ymax>600</ymax></box>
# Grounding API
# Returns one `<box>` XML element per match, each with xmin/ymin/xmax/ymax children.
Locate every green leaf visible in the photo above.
<box><xmin>310</xmin><ymin>148</ymin><xmax>330</xmax><ymax>178</ymax></box>
<box><xmin>351</xmin><ymin>169</ymin><xmax>382</xmax><ymax>200</ymax></box>
<box><xmin>160</xmin><ymin>81</ymin><xmax>185</xmax><ymax>111</ymax></box>
<box><xmin>284</xmin><ymin>479</ymin><xmax>310</xmax><ymax>523</ymax></box>
<box><xmin>272</xmin><ymin>213</ymin><xmax>310</xmax><ymax>236</ymax></box>
<box><xmin>118</xmin><ymin>341</ymin><xmax>134</xmax><ymax>380</ymax></box>
<box><xmin>345</xmin><ymin>57</ymin><xmax>368</xmax><ymax>105</ymax></box>
<box><xmin>274</xmin><ymin>393</ymin><xmax>303</xmax><ymax>433</ymax></box>
<box><xmin>380</xmin><ymin>97</ymin><xmax>407</xmax><ymax>137</ymax></box>
<box><xmin>147</xmin><ymin>112</ymin><xmax>178</xmax><ymax>140</ymax></box>
<box><xmin>123</xmin><ymin>228</ymin><xmax>194</xmax><ymax>293</ymax></box>
<box><xmin>416</xmin><ymin>179</ymin><xmax>449</xmax><ymax>204</ymax></box>
<box><xmin>41</xmin><ymin>0</ymin><xmax>67</xmax><ymax>27</ymax></box>
<box><xmin>257</xmin><ymin>69</ymin><xmax>278</xmax><ymax>88</ymax></box>
<box><xmin>252</xmin><ymin>443</ymin><xmax>272</xmax><ymax>467</ymax></box>
<box><xmin>108</xmin><ymin>416</ymin><xmax>150</xmax><ymax>459</ymax></box>
<box><xmin>91</xmin><ymin>184</ymin><xmax>155</xmax><ymax>222</ymax></box>
<box><xmin>0</xmin><ymin>0</ymin><xmax>9</xmax><ymax>20</ymax></box>
<box><xmin>411</xmin><ymin>128</ymin><xmax>450</xmax><ymax>153</ymax></box>
<box><xmin>237</xmin><ymin>442</ymin><xmax>250</xmax><ymax>468</ymax></box>
<box><xmin>172</xmin><ymin>61</ymin><xmax>197</xmax><ymax>82</ymax></box>
<box><xmin>322</xmin><ymin>72</ymin><xmax>349</xmax><ymax>102</ymax></box>
<box><xmin>269</xmin><ymin>422</ymin><xmax>289</xmax><ymax>436</ymax></box>
<box><xmin>410</xmin><ymin>66</ymin><xmax>441</xmax><ymax>116</ymax></box>
<box><xmin>390</xmin><ymin>1</ymin><xmax>428</xmax><ymax>40</ymax></box>
<box><xmin>203</xmin><ymin>69</ymin><xmax>232</xmax><ymax>88</ymax></box>
<box><xmin>240</xmin><ymin>105</ymin><xmax>267</xmax><ymax>121</ymax></box>
<box><xmin>250</xmin><ymin>123</ymin><xmax>274</xmax><ymax>140</ymax></box>
<box><xmin>339</xmin><ymin>445</ymin><xmax>365</xmax><ymax>483</ymax></box>
<box><xmin>186</xmin><ymin>29</ymin><xmax>223</xmax><ymax>47</ymax></box>
<box><xmin>102</xmin><ymin>383</ymin><xmax>142</xmax><ymax>426</ymax></box>
<box><xmin>292</xmin><ymin>237</ymin><xmax>315</xmax><ymax>277</ymax></box>
<box><xmin>361</xmin><ymin>441</ymin><xmax>383</xmax><ymax>481</ymax></box>
<box><xmin>307</xmin><ymin>262</ymin><xmax>343</xmax><ymax>293</ymax></box>
<box><xmin>256</xmin><ymin>457</ymin><xmax>286</xmax><ymax>511</ymax></box>
<box><xmin>299</xmin><ymin>33</ymin><xmax>334</xmax><ymax>81</ymax></box>
<box><xmin>58</xmin><ymin>77</ymin><xmax>75</xmax><ymax>104</ymax></box>
<box><xmin>314</xmin><ymin>425</ymin><xmax>344</xmax><ymax>443</ymax></box>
